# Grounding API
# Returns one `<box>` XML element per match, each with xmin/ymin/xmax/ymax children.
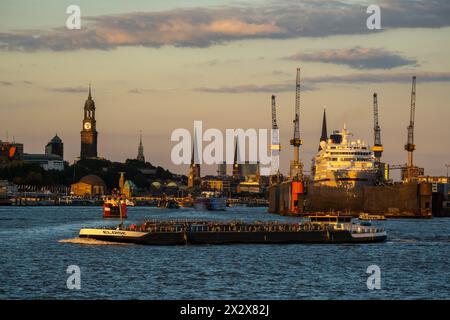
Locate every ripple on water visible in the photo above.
<box><xmin>59</xmin><ymin>237</ymin><xmax>135</xmax><ymax>246</ymax></box>
<box><xmin>0</xmin><ymin>206</ymin><xmax>449</xmax><ymax>299</ymax></box>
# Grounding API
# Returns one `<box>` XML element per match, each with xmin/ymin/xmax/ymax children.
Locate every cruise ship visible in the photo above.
<box><xmin>312</xmin><ymin>120</ymin><xmax>377</xmax><ymax>188</ymax></box>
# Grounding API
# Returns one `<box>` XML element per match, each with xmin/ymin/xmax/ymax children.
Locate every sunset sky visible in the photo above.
<box><xmin>1</xmin><ymin>0</ymin><xmax>449</xmax><ymax>178</ymax></box>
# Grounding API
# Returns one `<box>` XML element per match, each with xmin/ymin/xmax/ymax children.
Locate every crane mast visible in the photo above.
<box><xmin>404</xmin><ymin>76</ymin><xmax>416</xmax><ymax>168</ymax></box>
<box><xmin>401</xmin><ymin>75</ymin><xmax>424</xmax><ymax>182</ymax></box>
<box><xmin>289</xmin><ymin>68</ymin><xmax>303</xmax><ymax>180</ymax></box>
<box><xmin>372</xmin><ymin>93</ymin><xmax>383</xmax><ymax>162</ymax></box>
<box><xmin>270</xmin><ymin>95</ymin><xmax>281</xmax><ymax>181</ymax></box>
<box><xmin>271</xmin><ymin>95</ymin><xmax>278</xmax><ymax>130</ymax></box>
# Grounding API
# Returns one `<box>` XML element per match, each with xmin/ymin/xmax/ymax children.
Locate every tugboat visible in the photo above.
<box><xmin>103</xmin><ymin>195</ymin><xmax>127</xmax><ymax>219</ymax></box>
<box><xmin>157</xmin><ymin>198</ymin><xmax>180</xmax><ymax>209</ymax></box>
<box><xmin>194</xmin><ymin>191</ymin><xmax>227</xmax><ymax>211</ymax></box>
<box><xmin>79</xmin><ymin>215</ymin><xmax>387</xmax><ymax>245</ymax></box>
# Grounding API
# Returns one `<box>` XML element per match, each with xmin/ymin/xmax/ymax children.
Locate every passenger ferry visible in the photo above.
<box><xmin>79</xmin><ymin>215</ymin><xmax>387</xmax><ymax>245</ymax></box>
<box><xmin>312</xmin><ymin>125</ymin><xmax>377</xmax><ymax>188</ymax></box>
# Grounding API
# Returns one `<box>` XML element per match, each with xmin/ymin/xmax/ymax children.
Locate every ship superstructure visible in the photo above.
<box><xmin>312</xmin><ymin>124</ymin><xmax>377</xmax><ymax>188</ymax></box>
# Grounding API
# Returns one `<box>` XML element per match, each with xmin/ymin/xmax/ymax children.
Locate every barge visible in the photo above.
<box><xmin>79</xmin><ymin>215</ymin><xmax>387</xmax><ymax>245</ymax></box>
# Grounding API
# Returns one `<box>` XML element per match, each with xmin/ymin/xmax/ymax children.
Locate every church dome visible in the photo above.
<box><xmin>151</xmin><ymin>181</ymin><xmax>162</xmax><ymax>189</ymax></box>
<box><xmin>124</xmin><ymin>180</ymin><xmax>137</xmax><ymax>189</ymax></box>
<box><xmin>166</xmin><ymin>181</ymin><xmax>178</xmax><ymax>188</ymax></box>
<box><xmin>79</xmin><ymin>174</ymin><xmax>106</xmax><ymax>188</ymax></box>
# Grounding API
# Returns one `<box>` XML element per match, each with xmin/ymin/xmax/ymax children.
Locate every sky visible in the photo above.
<box><xmin>0</xmin><ymin>0</ymin><xmax>449</xmax><ymax>178</ymax></box>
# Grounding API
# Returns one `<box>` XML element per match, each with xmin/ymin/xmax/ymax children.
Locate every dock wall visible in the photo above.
<box><xmin>305</xmin><ymin>182</ymin><xmax>432</xmax><ymax>217</ymax></box>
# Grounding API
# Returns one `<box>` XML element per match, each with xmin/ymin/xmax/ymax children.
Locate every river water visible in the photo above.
<box><xmin>0</xmin><ymin>206</ymin><xmax>448</xmax><ymax>299</ymax></box>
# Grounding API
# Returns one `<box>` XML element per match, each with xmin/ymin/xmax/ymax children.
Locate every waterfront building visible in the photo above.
<box><xmin>80</xmin><ymin>85</ymin><xmax>98</xmax><ymax>159</ymax></box>
<box><xmin>119</xmin><ymin>172</ymin><xmax>125</xmax><ymax>193</ymax></box>
<box><xmin>22</xmin><ymin>153</ymin><xmax>64</xmax><ymax>171</ymax></box>
<box><xmin>0</xmin><ymin>140</ymin><xmax>23</xmax><ymax>164</ymax></box>
<box><xmin>217</xmin><ymin>161</ymin><xmax>227</xmax><ymax>176</ymax></box>
<box><xmin>237</xmin><ymin>181</ymin><xmax>261</xmax><ymax>194</ymax></box>
<box><xmin>45</xmin><ymin>134</ymin><xmax>64</xmax><ymax>159</ymax></box>
<box><xmin>241</xmin><ymin>161</ymin><xmax>260</xmax><ymax>182</ymax></box>
<box><xmin>202</xmin><ymin>179</ymin><xmax>225</xmax><ymax>192</ymax></box>
<box><xmin>71</xmin><ymin>174</ymin><xmax>106</xmax><ymax>197</ymax></box>
<box><xmin>0</xmin><ymin>180</ymin><xmax>17</xmax><ymax>196</ymax></box>
<box><xmin>123</xmin><ymin>180</ymin><xmax>137</xmax><ymax>198</ymax></box>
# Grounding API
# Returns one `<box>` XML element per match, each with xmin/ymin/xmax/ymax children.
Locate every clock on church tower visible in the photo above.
<box><xmin>80</xmin><ymin>85</ymin><xmax>98</xmax><ymax>159</ymax></box>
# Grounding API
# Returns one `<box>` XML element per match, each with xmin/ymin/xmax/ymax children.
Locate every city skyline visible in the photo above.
<box><xmin>1</xmin><ymin>0</ymin><xmax>450</xmax><ymax>177</ymax></box>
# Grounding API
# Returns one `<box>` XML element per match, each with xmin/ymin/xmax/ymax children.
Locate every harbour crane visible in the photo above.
<box><xmin>289</xmin><ymin>68</ymin><xmax>303</xmax><ymax>180</ymax></box>
<box><xmin>270</xmin><ymin>95</ymin><xmax>281</xmax><ymax>183</ymax></box>
<box><xmin>405</xmin><ymin>76</ymin><xmax>416</xmax><ymax>168</ymax></box>
<box><xmin>401</xmin><ymin>76</ymin><xmax>424</xmax><ymax>182</ymax></box>
<box><xmin>372</xmin><ymin>93</ymin><xmax>383</xmax><ymax>162</ymax></box>
<box><xmin>271</xmin><ymin>95</ymin><xmax>278</xmax><ymax>131</ymax></box>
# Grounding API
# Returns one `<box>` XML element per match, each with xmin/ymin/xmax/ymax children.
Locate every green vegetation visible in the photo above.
<box><xmin>0</xmin><ymin>158</ymin><xmax>178</xmax><ymax>190</ymax></box>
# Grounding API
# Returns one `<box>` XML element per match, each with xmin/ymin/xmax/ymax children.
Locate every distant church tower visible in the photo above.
<box><xmin>319</xmin><ymin>107</ymin><xmax>328</xmax><ymax>151</ymax></box>
<box><xmin>80</xmin><ymin>85</ymin><xmax>98</xmax><ymax>159</ymax></box>
<box><xmin>137</xmin><ymin>131</ymin><xmax>145</xmax><ymax>162</ymax></box>
<box><xmin>188</xmin><ymin>139</ymin><xmax>201</xmax><ymax>188</ymax></box>
<box><xmin>232</xmin><ymin>140</ymin><xmax>242</xmax><ymax>179</ymax></box>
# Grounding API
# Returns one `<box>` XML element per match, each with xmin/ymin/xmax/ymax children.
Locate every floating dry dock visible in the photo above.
<box><xmin>79</xmin><ymin>216</ymin><xmax>387</xmax><ymax>245</ymax></box>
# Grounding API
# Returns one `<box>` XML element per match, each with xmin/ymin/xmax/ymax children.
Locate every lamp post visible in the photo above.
<box><xmin>446</xmin><ymin>164</ymin><xmax>450</xmax><ymax>182</ymax></box>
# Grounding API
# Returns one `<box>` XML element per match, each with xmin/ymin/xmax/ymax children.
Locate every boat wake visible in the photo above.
<box><xmin>59</xmin><ymin>237</ymin><xmax>133</xmax><ymax>246</ymax></box>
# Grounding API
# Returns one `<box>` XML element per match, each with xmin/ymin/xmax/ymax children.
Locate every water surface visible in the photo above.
<box><xmin>0</xmin><ymin>206</ymin><xmax>448</xmax><ymax>299</ymax></box>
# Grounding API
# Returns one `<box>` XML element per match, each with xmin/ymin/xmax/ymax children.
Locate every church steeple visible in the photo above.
<box><xmin>232</xmin><ymin>139</ymin><xmax>241</xmax><ymax>179</ymax></box>
<box><xmin>188</xmin><ymin>137</ymin><xmax>200</xmax><ymax>188</ymax></box>
<box><xmin>80</xmin><ymin>84</ymin><xmax>98</xmax><ymax>159</ymax></box>
<box><xmin>137</xmin><ymin>131</ymin><xmax>145</xmax><ymax>162</ymax></box>
<box><xmin>319</xmin><ymin>107</ymin><xmax>328</xmax><ymax>150</ymax></box>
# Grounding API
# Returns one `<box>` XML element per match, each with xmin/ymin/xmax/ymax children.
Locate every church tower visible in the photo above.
<box><xmin>318</xmin><ymin>107</ymin><xmax>328</xmax><ymax>151</ymax></box>
<box><xmin>232</xmin><ymin>140</ymin><xmax>242</xmax><ymax>179</ymax></box>
<box><xmin>188</xmin><ymin>138</ymin><xmax>201</xmax><ymax>188</ymax></box>
<box><xmin>80</xmin><ymin>85</ymin><xmax>98</xmax><ymax>159</ymax></box>
<box><xmin>137</xmin><ymin>131</ymin><xmax>145</xmax><ymax>162</ymax></box>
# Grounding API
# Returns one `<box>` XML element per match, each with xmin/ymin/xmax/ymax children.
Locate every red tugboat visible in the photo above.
<box><xmin>103</xmin><ymin>192</ymin><xmax>127</xmax><ymax>219</ymax></box>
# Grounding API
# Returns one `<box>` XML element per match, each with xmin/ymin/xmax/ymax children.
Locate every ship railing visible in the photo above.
<box><xmin>134</xmin><ymin>220</ymin><xmax>336</xmax><ymax>233</ymax></box>
<box><xmin>351</xmin><ymin>225</ymin><xmax>385</xmax><ymax>234</ymax></box>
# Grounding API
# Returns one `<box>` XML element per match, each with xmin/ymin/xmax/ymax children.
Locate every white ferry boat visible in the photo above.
<box><xmin>312</xmin><ymin>124</ymin><xmax>377</xmax><ymax>188</ymax></box>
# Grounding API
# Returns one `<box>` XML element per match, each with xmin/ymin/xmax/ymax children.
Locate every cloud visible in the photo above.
<box><xmin>194</xmin><ymin>71</ymin><xmax>450</xmax><ymax>93</ymax></box>
<box><xmin>307</xmin><ymin>71</ymin><xmax>450</xmax><ymax>84</ymax></box>
<box><xmin>195</xmin><ymin>82</ymin><xmax>315</xmax><ymax>93</ymax></box>
<box><xmin>129</xmin><ymin>88</ymin><xmax>143</xmax><ymax>94</ymax></box>
<box><xmin>272</xmin><ymin>70</ymin><xmax>291</xmax><ymax>76</ymax></box>
<box><xmin>286</xmin><ymin>47</ymin><xmax>417</xmax><ymax>69</ymax></box>
<box><xmin>128</xmin><ymin>87</ymin><xmax>177</xmax><ymax>94</ymax></box>
<box><xmin>0</xmin><ymin>80</ymin><xmax>33</xmax><ymax>86</ymax></box>
<box><xmin>48</xmin><ymin>86</ymin><xmax>87</xmax><ymax>93</ymax></box>
<box><xmin>0</xmin><ymin>0</ymin><xmax>449</xmax><ymax>51</ymax></box>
